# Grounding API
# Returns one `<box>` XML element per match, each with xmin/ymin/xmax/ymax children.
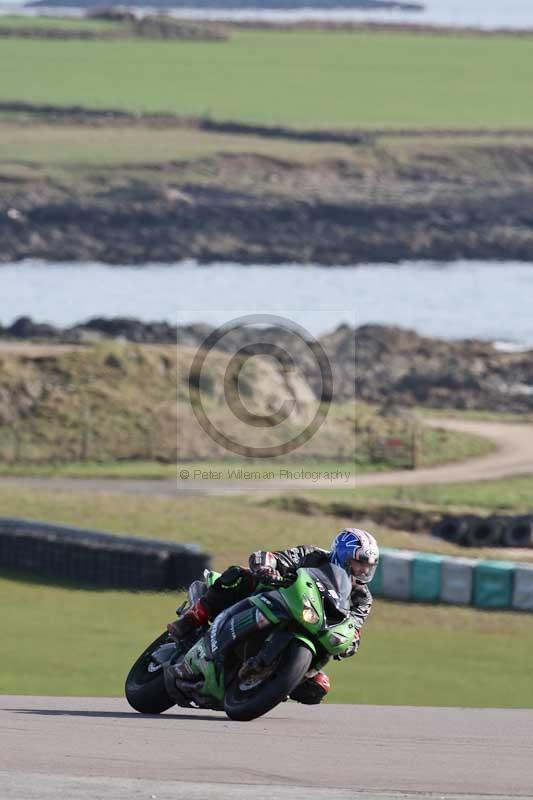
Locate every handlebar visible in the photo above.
<box><xmin>255</xmin><ymin>573</ymin><xmax>295</xmax><ymax>589</ymax></box>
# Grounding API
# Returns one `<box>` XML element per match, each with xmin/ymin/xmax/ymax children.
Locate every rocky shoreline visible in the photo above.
<box><xmin>3</xmin><ymin>155</ymin><xmax>533</xmax><ymax>266</ymax></box>
<box><xmin>28</xmin><ymin>0</ymin><xmax>423</xmax><ymax>10</ymax></box>
<box><xmin>2</xmin><ymin>107</ymin><xmax>533</xmax><ymax>265</ymax></box>
<box><xmin>3</xmin><ymin>317</ymin><xmax>533</xmax><ymax>412</ymax></box>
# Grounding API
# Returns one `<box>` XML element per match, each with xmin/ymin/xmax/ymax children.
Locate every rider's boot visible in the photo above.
<box><xmin>289</xmin><ymin>670</ymin><xmax>331</xmax><ymax>705</ymax></box>
<box><xmin>167</xmin><ymin>598</ymin><xmax>210</xmax><ymax>640</ymax></box>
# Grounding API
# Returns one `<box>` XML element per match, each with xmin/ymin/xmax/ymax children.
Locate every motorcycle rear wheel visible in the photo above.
<box><xmin>224</xmin><ymin>639</ymin><xmax>313</xmax><ymax>722</ymax></box>
<box><xmin>125</xmin><ymin>632</ymin><xmax>174</xmax><ymax>714</ymax></box>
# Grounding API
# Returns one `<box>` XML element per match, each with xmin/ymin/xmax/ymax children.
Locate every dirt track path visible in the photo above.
<box><xmin>354</xmin><ymin>417</ymin><xmax>533</xmax><ymax>487</ymax></box>
<box><xmin>1</xmin><ymin>419</ymin><xmax>532</xmax><ymax>497</ymax></box>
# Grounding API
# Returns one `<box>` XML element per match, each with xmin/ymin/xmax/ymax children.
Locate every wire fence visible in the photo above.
<box><xmin>0</xmin><ymin>423</ymin><xmax>172</xmax><ymax>464</ymax></box>
<box><xmin>0</xmin><ymin>423</ymin><xmax>419</xmax><ymax>468</ymax></box>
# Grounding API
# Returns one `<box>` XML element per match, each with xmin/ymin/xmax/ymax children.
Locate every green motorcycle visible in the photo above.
<box><xmin>125</xmin><ymin>562</ymin><xmax>356</xmax><ymax>721</ymax></box>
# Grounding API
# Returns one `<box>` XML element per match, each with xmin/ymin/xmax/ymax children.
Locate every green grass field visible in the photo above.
<box><xmin>0</xmin><ymin>485</ymin><xmax>354</xmax><ymax>566</ymax></box>
<box><xmin>2</xmin><ymin>483</ymin><xmax>531</xmax><ymax>564</ymax></box>
<box><xmin>2</xmin><ymin>31</ymin><xmax>533</xmax><ymax>128</ymax></box>
<box><xmin>310</xmin><ymin>475</ymin><xmax>533</xmax><ymax>513</ymax></box>
<box><xmin>2</xmin><ymin>574</ymin><xmax>532</xmax><ymax>706</ymax></box>
<box><xmin>1</xmin><ymin>484</ymin><xmax>533</xmax><ymax>705</ymax></box>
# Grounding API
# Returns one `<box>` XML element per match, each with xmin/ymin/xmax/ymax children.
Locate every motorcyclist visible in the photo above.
<box><xmin>167</xmin><ymin>528</ymin><xmax>379</xmax><ymax>704</ymax></box>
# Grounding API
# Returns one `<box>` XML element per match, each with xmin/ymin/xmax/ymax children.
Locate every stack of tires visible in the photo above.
<box><xmin>0</xmin><ymin>516</ymin><xmax>210</xmax><ymax>590</ymax></box>
<box><xmin>432</xmin><ymin>514</ymin><xmax>533</xmax><ymax>548</ymax></box>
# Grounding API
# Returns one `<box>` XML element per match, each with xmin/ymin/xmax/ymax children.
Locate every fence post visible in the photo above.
<box><xmin>13</xmin><ymin>426</ymin><xmax>22</xmax><ymax>463</ymax></box>
<box><xmin>411</xmin><ymin>421</ymin><xmax>421</xmax><ymax>470</ymax></box>
<box><xmin>80</xmin><ymin>406</ymin><xmax>90</xmax><ymax>461</ymax></box>
<box><xmin>143</xmin><ymin>419</ymin><xmax>154</xmax><ymax>460</ymax></box>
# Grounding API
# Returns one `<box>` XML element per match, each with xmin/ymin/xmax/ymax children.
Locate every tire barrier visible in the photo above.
<box><xmin>0</xmin><ymin>517</ymin><xmax>210</xmax><ymax>590</ymax></box>
<box><xmin>432</xmin><ymin>515</ymin><xmax>470</xmax><ymax>545</ymax></box>
<box><xmin>369</xmin><ymin>548</ymin><xmax>533</xmax><ymax>612</ymax></box>
<box><xmin>502</xmin><ymin>516</ymin><xmax>533</xmax><ymax>548</ymax></box>
<box><xmin>432</xmin><ymin>514</ymin><xmax>533</xmax><ymax>549</ymax></box>
<box><xmin>464</xmin><ymin>516</ymin><xmax>507</xmax><ymax>548</ymax></box>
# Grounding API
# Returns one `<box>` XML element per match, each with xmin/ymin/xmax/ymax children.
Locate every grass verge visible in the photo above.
<box><xmin>1</xmin><ymin>485</ymin><xmax>533</xmax><ymax>705</ymax></box>
<box><xmin>0</xmin><ymin>459</ymin><xmax>355</xmax><ymax>480</ymax></box>
<box><xmin>0</xmin><ymin>342</ymin><xmax>494</xmax><ymax>470</ymax></box>
<box><xmin>309</xmin><ymin>475</ymin><xmax>533</xmax><ymax>513</ymax></box>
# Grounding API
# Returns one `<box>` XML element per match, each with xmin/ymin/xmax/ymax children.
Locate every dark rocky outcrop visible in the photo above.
<box><xmin>2</xmin><ymin>139</ymin><xmax>533</xmax><ymax>265</ymax></box>
<box><xmin>29</xmin><ymin>0</ymin><xmax>422</xmax><ymax>9</ymax></box>
<box><xmin>3</xmin><ymin>318</ymin><xmax>532</xmax><ymax>411</ymax></box>
<box><xmin>2</xmin><ymin>102</ymin><xmax>533</xmax><ymax>265</ymax></box>
<box><xmin>355</xmin><ymin>325</ymin><xmax>533</xmax><ymax>412</ymax></box>
<box><xmin>3</xmin><ymin>180</ymin><xmax>533</xmax><ymax>266</ymax></box>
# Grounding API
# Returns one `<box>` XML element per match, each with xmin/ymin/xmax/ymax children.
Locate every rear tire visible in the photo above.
<box><xmin>125</xmin><ymin>632</ymin><xmax>174</xmax><ymax>714</ymax></box>
<box><xmin>224</xmin><ymin>639</ymin><xmax>313</xmax><ymax>722</ymax></box>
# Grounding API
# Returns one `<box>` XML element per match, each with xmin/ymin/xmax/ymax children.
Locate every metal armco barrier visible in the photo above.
<box><xmin>370</xmin><ymin>547</ymin><xmax>533</xmax><ymax>612</ymax></box>
<box><xmin>0</xmin><ymin>517</ymin><xmax>210</xmax><ymax>590</ymax></box>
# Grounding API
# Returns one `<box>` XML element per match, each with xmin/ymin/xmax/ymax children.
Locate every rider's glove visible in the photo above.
<box><xmin>255</xmin><ymin>566</ymin><xmax>284</xmax><ymax>584</ymax></box>
<box><xmin>249</xmin><ymin>551</ymin><xmax>281</xmax><ymax>582</ymax></box>
<box><xmin>334</xmin><ymin>628</ymin><xmax>361</xmax><ymax>660</ymax></box>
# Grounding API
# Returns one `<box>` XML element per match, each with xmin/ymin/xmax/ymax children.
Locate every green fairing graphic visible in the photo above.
<box><xmin>125</xmin><ymin>564</ymin><xmax>357</xmax><ymax>721</ymax></box>
<box><xmin>183</xmin><ymin>567</ymin><xmax>354</xmax><ymax>696</ymax></box>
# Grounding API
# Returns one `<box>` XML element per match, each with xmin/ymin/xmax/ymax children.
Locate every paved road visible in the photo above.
<box><xmin>1</xmin><ymin>696</ymin><xmax>532</xmax><ymax>799</ymax></box>
<box><xmin>1</xmin><ymin>419</ymin><xmax>532</xmax><ymax>497</ymax></box>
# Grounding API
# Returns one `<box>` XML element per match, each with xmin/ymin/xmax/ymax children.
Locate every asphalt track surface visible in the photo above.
<box><xmin>1</xmin><ymin>419</ymin><xmax>533</xmax><ymax>497</ymax></box>
<box><xmin>2</xmin><ymin>696</ymin><xmax>533</xmax><ymax>800</ymax></box>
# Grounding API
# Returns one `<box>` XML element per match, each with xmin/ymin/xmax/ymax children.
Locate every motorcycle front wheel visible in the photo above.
<box><xmin>125</xmin><ymin>632</ymin><xmax>174</xmax><ymax>714</ymax></box>
<box><xmin>224</xmin><ymin>639</ymin><xmax>313</xmax><ymax>722</ymax></box>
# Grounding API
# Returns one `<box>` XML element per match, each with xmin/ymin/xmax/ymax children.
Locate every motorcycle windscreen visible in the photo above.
<box><xmin>306</xmin><ymin>564</ymin><xmax>352</xmax><ymax>619</ymax></box>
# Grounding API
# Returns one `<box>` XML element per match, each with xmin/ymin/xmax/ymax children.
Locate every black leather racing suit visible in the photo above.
<box><xmin>254</xmin><ymin>545</ymin><xmax>373</xmax><ymax>641</ymax></box>
<box><xmin>199</xmin><ymin>545</ymin><xmax>373</xmax><ymax>702</ymax></box>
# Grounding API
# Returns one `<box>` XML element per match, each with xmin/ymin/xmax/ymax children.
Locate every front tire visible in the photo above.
<box><xmin>224</xmin><ymin>639</ymin><xmax>313</xmax><ymax>722</ymax></box>
<box><xmin>125</xmin><ymin>632</ymin><xmax>174</xmax><ymax>714</ymax></box>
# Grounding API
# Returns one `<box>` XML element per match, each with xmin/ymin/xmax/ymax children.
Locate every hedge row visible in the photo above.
<box><xmin>0</xmin><ymin>517</ymin><xmax>210</xmax><ymax>590</ymax></box>
<box><xmin>369</xmin><ymin>548</ymin><xmax>533</xmax><ymax>611</ymax></box>
<box><xmin>432</xmin><ymin>514</ymin><xmax>533</xmax><ymax>548</ymax></box>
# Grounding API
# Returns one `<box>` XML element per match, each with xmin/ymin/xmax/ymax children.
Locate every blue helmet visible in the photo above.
<box><xmin>330</xmin><ymin>528</ymin><xmax>379</xmax><ymax>584</ymax></box>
